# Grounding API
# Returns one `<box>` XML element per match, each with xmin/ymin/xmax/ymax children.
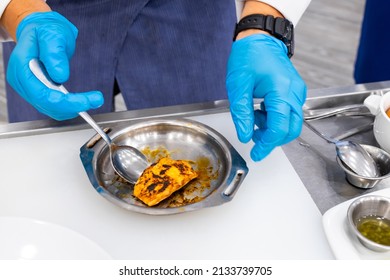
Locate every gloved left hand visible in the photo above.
<box><xmin>226</xmin><ymin>34</ymin><xmax>307</xmax><ymax>161</ymax></box>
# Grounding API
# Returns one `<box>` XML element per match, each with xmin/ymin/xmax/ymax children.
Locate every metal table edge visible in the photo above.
<box><xmin>0</xmin><ymin>100</ymin><xmax>231</xmax><ymax>139</ymax></box>
<box><xmin>1</xmin><ymin>80</ymin><xmax>390</xmax><ymax>139</ymax></box>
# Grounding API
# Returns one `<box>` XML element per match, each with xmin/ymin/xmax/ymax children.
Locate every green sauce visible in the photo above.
<box><xmin>357</xmin><ymin>215</ymin><xmax>390</xmax><ymax>246</ymax></box>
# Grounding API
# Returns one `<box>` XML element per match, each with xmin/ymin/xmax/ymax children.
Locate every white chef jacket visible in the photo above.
<box><xmin>0</xmin><ymin>0</ymin><xmax>10</xmax><ymax>39</ymax></box>
<box><xmin>234</xmin><ymin>0</ymin><xmax>311</xmax><ymax>25</ymax></box>
<box><xmin>0</xmin><ymin>0</ymin><xmax>310</xmax><ymax>41</ymax></box>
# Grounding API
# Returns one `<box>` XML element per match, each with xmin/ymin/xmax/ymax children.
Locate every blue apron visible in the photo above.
<box><xmin>2</xmin><ymin>0</ymin><xmax>236</xmax><ymax>122</ymax></box>
<box><xmin>354</xmin><ymin>0</ymin><xmax>390</xmax><ymax>83</ymax></box>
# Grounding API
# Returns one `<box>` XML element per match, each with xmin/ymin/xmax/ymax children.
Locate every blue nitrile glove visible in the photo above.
<box><xmin>226</xmin><ymin>34</ymin><xmax>306</xmax><ymax>161</ymax></box>
<box><xmin>6</xmin><ymin>12</ymin><xmax>104</xmax><ymax>121</ymax></box>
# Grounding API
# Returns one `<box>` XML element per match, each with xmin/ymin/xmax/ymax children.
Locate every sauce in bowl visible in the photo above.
<box><xmin>357</xmin><ymin>215</ymin><xmax>390</xmax><ymax>246</ymax></box>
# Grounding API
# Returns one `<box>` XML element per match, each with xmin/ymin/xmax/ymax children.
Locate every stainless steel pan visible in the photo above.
<box><xmin>80</xmin><ymin>118</ymin><xmax>248</xmax><ymax>215</ymax></box>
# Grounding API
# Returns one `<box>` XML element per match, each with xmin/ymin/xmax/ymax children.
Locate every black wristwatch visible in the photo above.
<box><xmin>233</xmin><ymin>14</ymin><xmax>294</xmax><ymax>58</ymax></box>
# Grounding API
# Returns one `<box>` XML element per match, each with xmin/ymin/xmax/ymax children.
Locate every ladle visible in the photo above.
<box><xmin>304</xmin><ymin>121</ymin><xmax>380</xmax><ymax>177</ymax></box>
<box><xmin>29</xmin><ymin>59</ymin><xmax>149</xmax><ymax>184</ymax></box>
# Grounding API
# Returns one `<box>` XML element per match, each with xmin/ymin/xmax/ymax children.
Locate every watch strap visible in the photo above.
<box><xmin>233</xmin><ymin>14</ymin><xmax>294</xmax><ymax>58</ymax></box>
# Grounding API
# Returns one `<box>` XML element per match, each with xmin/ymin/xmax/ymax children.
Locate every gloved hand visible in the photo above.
<box><xmin>6</xmin><ymin>12</ymin><xmax>104</xmax><ymax>121</ymax></box>
<box><xmin>226</xmin><ymin>34</ymin><xmax>306</xmax><ymax>161</ymax></box>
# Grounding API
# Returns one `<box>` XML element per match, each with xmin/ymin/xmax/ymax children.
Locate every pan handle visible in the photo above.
<box><xmin>223</xmin><ymin>169</ymin><xmax>247</xmax><ymax>197</ymax></box>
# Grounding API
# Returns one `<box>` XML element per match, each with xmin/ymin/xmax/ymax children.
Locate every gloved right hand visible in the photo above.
<box><xmin>6</xmin><ymin>12</ymin><xmax>104</xmax><ymax>121</ymax></box>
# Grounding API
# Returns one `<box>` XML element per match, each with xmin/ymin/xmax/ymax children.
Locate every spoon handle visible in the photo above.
<box><xmin>28</xmin><ymin>59</ymin><xmax>112</xmax><ymax>144</ymax></box>
<box><xmin>304</xmin><ymin>120</ymin><xmax>338</xmax><ymax>144</ymax></box>
<box><xmin>331</xmin><ymin>122</ymin><xmax>373</xmax><ymax>140</ymax></box>
<box><xmin>77</xmin><ymin>112</ymin><xmax>111</xmax><ymax>144</ymax></box>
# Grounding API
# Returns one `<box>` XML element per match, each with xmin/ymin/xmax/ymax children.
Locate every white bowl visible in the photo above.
<box><xmin>0</xmin><ymin>217</ymin><xmax>111</xmax><ymax>260</ymax></box>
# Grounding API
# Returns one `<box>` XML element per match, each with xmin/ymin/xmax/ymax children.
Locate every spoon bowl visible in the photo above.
<box><xmin>110</xmin><ymin>143</ymin><xmax>149</xmax><ymax>183</ymax></box>
<box><xmin>334</xmin><ymin>140</ymin><xmax>380</xmax><ymax>178</ymax></box>
<box><xmin>304</xmin><ymin>121</ymin><xmax>380</xmax><ymax>178</ymax></box>
<box><xmin>29</xmin><ymin>59</ymin><xmax>149</xmax><ymax>183</ymax></box>
<box><xmin>336</xmin><ymin>144</ymin><xmax>390</xmax><ymax>188</ymax></box>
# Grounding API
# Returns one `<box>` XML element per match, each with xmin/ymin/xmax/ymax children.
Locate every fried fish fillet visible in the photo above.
<box><xmin>133</xmin><ymin>157</ymin><xmax>198</xmax><ymax>206</ymax></box>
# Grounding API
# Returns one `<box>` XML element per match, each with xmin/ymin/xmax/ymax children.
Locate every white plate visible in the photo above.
<box><xmin>0</xmin><ymin>217</ymin><xmax>112</xmax><ymax>260</ymax></box>
<box><xmin>323</xmin><ymin>188</ymin><xmax>390</xmax><ymax>259</ymax></box>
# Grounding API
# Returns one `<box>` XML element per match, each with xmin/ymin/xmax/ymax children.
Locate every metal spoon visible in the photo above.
<box><xmin>29</xmin><ymin>59</ymin><xmax>149</xmax><ymax>183</ymax></box>
<box><xmin>304</xmin><ymin>121</ymin><xmax>380</xmax><ymax>177</ymax></box>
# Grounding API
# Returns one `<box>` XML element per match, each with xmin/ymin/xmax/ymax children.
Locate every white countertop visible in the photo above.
<box><xmin>0</xmin><ymin>112</ymin><xmax>334</xmax><ymax>259</ymax></box>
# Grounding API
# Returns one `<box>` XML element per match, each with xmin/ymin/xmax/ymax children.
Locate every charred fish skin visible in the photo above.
<box><xmin>133</xmin><ymin>158</ymin><xmax>198</xmax><ymax>206</ymax></box>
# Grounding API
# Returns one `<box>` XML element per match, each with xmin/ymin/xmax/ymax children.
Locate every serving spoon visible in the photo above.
<box><xmin>29</xmin><ymin>59</ymin><xmax>149</xmax><ymax>184</ymax></box>
<box><xmin>304</xmin><ymin>120</ymin><xmax>380</xmax><ymax>177</ymax></box>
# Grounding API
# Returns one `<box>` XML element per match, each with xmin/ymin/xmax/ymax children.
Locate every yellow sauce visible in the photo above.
<box><xmin>132</xmin><ymin>146</ymin><xmax>219</xmax><ymax>208</ymax></box>
<box><xmin>357</xmin><ymin>215</ymin><xmax>390</xmax><ymax>246</ymax></box>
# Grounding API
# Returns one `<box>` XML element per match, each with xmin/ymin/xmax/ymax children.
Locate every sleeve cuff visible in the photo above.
<box><xmin>0</xmin><ymin>0</ymin><xmax>12</xmax><ymax>41</ymax></box>
<box><xmin>235</xmin><ymin>0</ymin><xmax>311</xmax><ymax>25</ymax></box>
<box><xmin>0</xmin><ymin>0</ymin><xmax>11</xmax><ymax>18</ymax></box>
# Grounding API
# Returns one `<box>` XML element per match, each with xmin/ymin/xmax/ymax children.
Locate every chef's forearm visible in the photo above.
<box><xmin>241</xmin><ymin>1</ymin><xmax>284</xmax><ymax>18</ymax></box>
<box><xmin>236</xmin><ymin>1</ymin><xmax>284</xmax><ymax>40</ymax></box>
<box><xmin>0</xmin><ymin>0</ymin><xmax>51</xmax><ymax>41</ymax></box>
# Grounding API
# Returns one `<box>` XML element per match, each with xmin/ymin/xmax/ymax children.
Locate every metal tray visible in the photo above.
<box><xmin>79</xmin><ymin>118</ymin><xmax>248</xmax><ymax>215</ymax></box>
<box><xmin>283</xmin><ymin>86</ymin><xmax>390</xmax><ymax>214</ymax></box>
<box><xmin>303</xmin><ymin>89</ymin><xmax>385</xmax><ymax>111</ymax></box>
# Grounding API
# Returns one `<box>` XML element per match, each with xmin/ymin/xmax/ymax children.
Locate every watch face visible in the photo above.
<box><xmin>274</xmin><ymin>17</ymin><xmax>293</xmax><ymax>40</ymax></box>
